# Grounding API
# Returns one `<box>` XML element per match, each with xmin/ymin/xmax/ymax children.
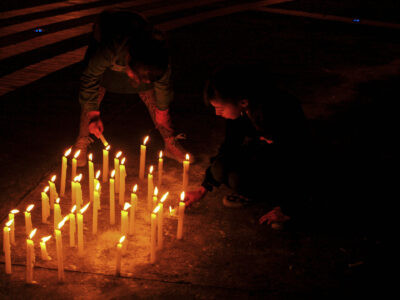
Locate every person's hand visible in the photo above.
<box><xmin>184</xmin><ymin>186</ymin><xmax>207</xmax><ymax>208</ymax></box>
<box><xmin>259</xmin><ymin>206</ymin><xmax>290</xmax><ymax>225</ymax></box>
<box><xmin>87</xmin><ymin>111</ymin><xmax>104</xmax><ymax>138</ymax></box>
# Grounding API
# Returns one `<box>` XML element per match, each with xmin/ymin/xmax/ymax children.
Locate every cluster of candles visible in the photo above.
<box><xmin>2</xmin><ymin>134</ymin><xmax>190</xmax><ymax>282</ymax></box>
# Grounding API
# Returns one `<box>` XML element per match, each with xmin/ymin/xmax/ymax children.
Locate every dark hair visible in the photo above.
<box><xmin>127</xmin><ymin>34</ymin><xmax>169</xmax><ymax>82</ymax></box>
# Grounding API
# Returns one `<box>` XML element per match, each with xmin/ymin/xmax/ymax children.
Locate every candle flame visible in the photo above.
<box><xmin>56</xmin><ymin>197</ymin><xmax>60</xmax><ymax>204</ymax></box>
<box><xmin>80</xmin><ymin>203</ymin><xmax>90</xmax><ymax>214</ymax></box>
<box><xmin>6</xmin><ymin>219</ymin><xmax>13</xmax><ymax>227</ymax></box>
<box><xmin>10</xmin><ymin>209</ymin><xmax>19</xmax><ymax>214</ymax></box>
<box><xmin>119</xmin><ymin>236</ymin><xmax>126</xmax><ymax>244</ymax></box>
<box><xmin>96</xmin><ymin>182</ymin><xmax>100</xmax><ymax>191</ymax></box>
<box><xmin>143</xmin><ymin>136</ymin><xmax>149</xmax><ymax>145</ymax></box>
<box><xmin>133</xmin><ymin>184</ymin><xmax>138</xmax><ymax>193</ymax></box>
<box><xmin>29</xmin><ymin>228</ymin><xmax>37</xmax><ymax>239</ymax></box>
<box><xmin>41</xmin><ymin>235</ymin><xmax>51</xmax><ymax>243</ymax></box>
<box><xmin>159</xmin><ymin>151</ymin><xmax>163</xmax><ymax>158</ymax></box>
<box><xmin>180</xmin><ymin>191</ymin><xmax>185</xmax><ymax>201</ymax></box>
<box><xmin>154</xmin><ymin>186</ymin><xmax>158</xmax><ymax>196</ymax></box>
<box><xmin>116</xmin><ymin>151</ymin><xmax>122</xmax><ymax>159</ymax></box>
<box><xmin>26</xmin><ymin>204</ymin><xmax>34</xmax><ymax>212</ymax></box>
<box><xmin>169</xmin><ymin>206</ymin><xmax>172</xmax><ymax>213</ymax></box>
<box><xmin>121</xmin><ymin>157</ymin><xmax>126</xmax><ymax>165</ymax></box>
<box><xmin>51</xmin><ymin>175</ymin><xmax>56</xmax><ymax>182</ymax></box>
<box><xmin>185</xmin><ymin>154</ymin><xmax>190</xmax><ymax>161</ymax></box>
<box><xmin>58</xmin><ymin>216</ymin><xmax>69</xmax><ymax>229</ymax></box>
<box><xmin>64</xmin><ymin>148</ymin><xmax>72</xmax><ymax>157</ymax></box>
<box><xmin>160</xmin><ymin>192</ymin><xmax>169</xmax><ymax>203</ymax></box>
<box><xmin>74</xmin><ymin>174</ymin><xmax>83</xmax><ymax>182</ymax></box>
<box><xmin>44</xmin><ymin>186</ymin><xmax>49</xmax><ymax>193</ymax></box>
<box><xmin>153</xmin><ymin>205</ymin><xmax>160</xmax><ymax>214</ymax></box>
<box><xmin>88</xmin><ymin>153</ymin><xmax>93</xmax><ymax>161</ymax></box>
<box><xmin>149</xmin><ymin>165</ymin><xmax>153</xmax><ymax>174</ymax></box>
<box><xmin>105</xmin><ymin>145</ymin><xmax>111</xmax><ymax>151</ymax></box>
<box><xmin>123</xmin><ymin>203</ymin><xmax>131</xmax><ymax>210</ymax></box>
<box><xmin>111</xmin><ymin>170</ymin><xmax>115</xmax><ymax>178</ymax></box>
<box><xmin>95</xmin><ymin>170</ymin><xmax>101</xmax><ymax>179</ymax></box>
<box><xmin>71</xmin><ymin>205</ymin><xmax>76</xmax><ymax>213</ymax></box>
<box><xmin>74</xmin><ymin>150</ymin><xmax>81</xmax><ymax>158</ymax></box>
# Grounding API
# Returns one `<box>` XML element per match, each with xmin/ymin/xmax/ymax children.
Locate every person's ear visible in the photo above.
<box><xmin>239</xmin><ymin>99</ymin><xmax>249</xmax><ymax>108</ymax></box>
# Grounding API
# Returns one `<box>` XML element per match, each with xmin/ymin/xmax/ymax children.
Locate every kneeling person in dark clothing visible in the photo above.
<box><xmin>185</xmin><ymin>65</ymin><xmax>311</xmax><ymax>228</ymax></box>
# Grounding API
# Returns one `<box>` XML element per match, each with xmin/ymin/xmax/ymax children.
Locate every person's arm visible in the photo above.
<box><xmin>153</xmin><ymin>64</ymin><xmax>173</xmax><ymax>111</ymax></box>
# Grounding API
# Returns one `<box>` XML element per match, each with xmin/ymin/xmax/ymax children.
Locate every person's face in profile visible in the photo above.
<box><xmin>210</xmin><ymin>98</ymin><xmax>248</xmax><ymax>120</ymax></box>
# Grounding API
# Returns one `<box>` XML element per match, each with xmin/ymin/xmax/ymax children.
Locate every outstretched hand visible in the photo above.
<box><xmin>87</xmin><ymin>111</ymin><xmax>104</xmax><ymax>138</ymax></box>
<box><xmin>259</xmin><ymin>206</ymin><xmax>290</xmax><ymax>225</ymax></box>
<box><xmin>184</xmin><ymin>186</ymin><xmax>207</xmax><ymax>208</ymax></box>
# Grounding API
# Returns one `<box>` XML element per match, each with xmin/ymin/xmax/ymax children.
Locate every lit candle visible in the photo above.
<box><xmin>183</xmin><ymin>154</ymin><xmax>190</xmax><ymax>191</ymax></box>
<box><xmin>24</xmin><ymin>204</ymin><xmax>34</xmax><ymax>236</ymax></box>
<box><xmin>103</xmin><ymin>145</ymin><xmax>110</xmax><ymax>183</ymax></box>
<box><xmin>69</xmin><ymin>205</ymin><xmax>76</xmax><ymax>247</ymax></box>
<box><xmin>109</xmin><ymin>170</ymin><xmax>116</xmax><ymax>225</ymax></box>
<box><xmin>169</xmin><ymin>206</ymin><xmax>177</xmax><ymax>217</ymax></box>
<box><xmin>41</xmin><ymin>186</ymin><xmax>50</xmax><ymax>224</ymax></box>
<box><xmin>158</xmin><ymin>192</ymin><xmax>169</xmax><ymax>250</ymax></box>
<box><xmin>121</xmin><ymin>202</ymin><xmax>131</xmax><ymax>237</ymax></box>
<box><xmin>93</xmin><ymin>182</ymin><xmax>100</xmax><ymax>235</ymax></box>
<box><xmin>115</xmin><ymin>235</ymin><xmax>125</xmax><ymax>276</ymax></box>
<box><xmin>75</xmin><ymin>174</ymin><xmax>83</xmax><ymax>212</ymax></box>
<box><xmin>48</xmin><ymin>175</ymin><xmax>57</xmax><ymax>209</ymax></box>
<box><xmin>114</xmin><ymin>151</ymin><xmax>122</xmax><ymax>194</ymax></box>
<box><xmin>88</xmin><ymin>153</ymin><xmax>94</xmax><ymax>203</ymax></box>
<box><xmin>99</xmin><ymin>133</ymin><xmax>109</xmax><ymax>147</ymax></box>
<box><xmin>54</xmin><ymin>198</ymin><xmax>62</xmax><ymax>231</ymax></box>
<box><xmin>147</xmin><ymin>165</ymin><xmax>154</xmax><ymax>210</ymax></box>
<box><xmin>71</xmin><ymin>150</ymin><xmax>81</xmax><ymax>181</ymax></box>
<box><xmin>119</xmin><ymin>158</ymin><xmax>126</xmax><ymax>206</ymax></box>
<box><xmin>77</xmin><ymin>203</ymin><xmax>90</xmax><ymax>256</ymax></box>
<box><xmin>139</xmin><ymin>136</ymin><xmax>149</xmax><ymax>180</ymax></box>
<box><xmin>157</xmin><ymin>151</ymin><xmax>163</xmax><ymax>187</ymax></box>
<box><xmin>40</xmin><ymin>236</ymin><xmax>52</xmax><ymax>261</ymax></box>
<box><xmin>177</xmin><ymin>192</ymin><xmax>186</xmax><ymax>239</ymax></box>
<box><xmin>71</xmin><ymin>178</ymin><xmax>76</xmax><ymax>206</ymax></box>
<box><xmin>55</xmin><ymin>217</ymin><xmax>68</xmax><ymax>282</ymax></box>
<box><xmin>129</xmin><ymin>184</ymin><xmax>138</xmax><ymax>235</ymax></box>
<box><xmin>3</xmin><ymin>220</ymin><xmax>13</xmax><ymax>274</ymax></box>
<box><xmin>152</xmin><ymin>186</ymin><xmax>159</xmax><ymax>211</ymax></box>
<box><xmin>94</xmin><ymin>170</ymin><xmax>101</xmax><ymax>209</ymax></box>
<box><xmin>26</xmin><ymin>228</ymin><xmax>37</xmax><ymax>284</ymax></box>
<box><xmin>60</xmin><ymin>148</ymin><xmax>71</xmax><ymax>197</ymax></box>
<box><xmin>150</xmin><ymin>205</ymin><xmax>160</xmax><ymax>264</ymax></box>
<box><xmin>8</xmin><ymin>209</ymin><xmax>19</xmax><ymax>245</ymax></box>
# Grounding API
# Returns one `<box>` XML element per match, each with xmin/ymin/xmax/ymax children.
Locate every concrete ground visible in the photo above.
<box><xmin>1</xmin><ymin>0</ymin><xmax>398</xmax><ymax>299</ymax></box>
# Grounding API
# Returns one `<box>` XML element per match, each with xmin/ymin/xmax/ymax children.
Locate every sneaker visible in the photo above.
<box><xmin>72</xmin><ymin>136</ymin><xmax>93</xmax><ymax>167</ymax></box>
<box><xmin>222</xmin><ymin>194</ymin><xmax>252</xmax><ymax>208</ymax></box>
<box><xmin>164</xmin><ymin>137</ymin><xmax>195</xmax><ymax>163</ymax></box>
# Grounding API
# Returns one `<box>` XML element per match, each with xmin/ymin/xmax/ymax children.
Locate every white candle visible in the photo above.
<box><xmin>71</xmin><ymin>150</ymin><xmax>81</xmax><ymax>181</ymax></box>
<box><xmin>8</xmin><ymin>209</ymin><xmax>19</xmax><ymax>245</ymax></box>
<box><xmin>147</xmin><ymin>166</ymin><xmax>154</xmax><ymax>210</ymax></box>
<box><xmin>93</xmin><ymin>183</ymin><xmax>100</xmax><ymax>235</ymax></box>
<box><xmin>94</xmin><ymin>170</ymin><xmax>101</xmax><ymax>209</ymax></box>
<box><xmin>103</xmin><ymin>145</ymin><xmax>110</xmax><ymax>183</ymax></box>
<box><xmin>157</xmin><ymin>151</ymin><xmax>163</xmax><ymax>187</ymax></box>
<box><xmin>121</xmin><ymin>203</ymin><xmax>131</xmax><ymax>237</ymax></box>
<box><xmin>26</xmin><ymin>228</ymin><xmax>37</xmax><ymax>284</ymax></box>
<box><xmin>3</xmin><ymin>220</ymin><xmax>13</xmax><ymax>274</ymax></box>
<box><xmin>158</xmin><ymin>192</ymin><xmax>169</xmax><ymax>250</ymax></box>
<box><xmin>69</xmin><ymin>206</ymin><xmax>76</xmax><ymax>247</ymax></box>
<box><xmin>114</xmin><ymin>151</ymin><xmax>122</xmax><ymax>194</ymax></box>
<box><xmin>129</xmin><ymin>185</ymin><xmax>138</xmax><ymax>235</ymax></box>
<box><xmin>77</xmin><ymin>203</ymin><xmax>90</xmax><ymax>256</ymax></box>
<box><xmin>119</xmin><ymin>158</ymin><xmax>126</xmax><ymax>207</ymax></box>
<box><xmin>60</xmin><ymin>148</ymin><xmax>71</xmax><ymax>197</ymax></box>
<box><xmin>75</xmin><ymin>174</ymin><xmax>83</xmax><ymax>212</ymax></box>
<box><xmin>40</xmin><ymin>236</ymin><xmax>52</xmax><ymax>261</ymax></box>
<box><xmin>48</xmin><ymin>175</ymin><xmax>57</xmax><ymax>209</ymax></box>
<box><xmin>24</xmin><ymin>204</ymin><xmax>34</xmax><ymax>237</ymax></box>
<box><xmin>99</xmin><ymin>133</ymin><xmax>108</xmax><ymax>147</ymax></box>
<box><xmin>139</xmin><ymin>136</ymin><xmax>149</xmax><ymax>180</ymax></box>
<box><xmin>88</xmin><ymin>153</ymin><xmax>94</xmax><ymax>203</ymax></box>
<box><xmin>41</xmin><ymin>186</ymin><xmax>50</xmax><ymax>224</ymax></box>
<box><xmin>55</xmin><ymin>217</ymin><xmax>68</xmax><ymax>282</ymax></box>
<box><xmin>177</xmin><ymin>192</ymin><xmax>186</xmax><ymax>239</ymax></box>
<box><xmin>109</xmin><ymin>170</ymin><xmax>116</xmax><ymax>225</ymax></box>
<box><xmin>115</xmin><ymin>236</ymin><xmax>125</xmax><ymax>276</ymax></box>
<box><xmin>182</xmin><ymin>154</ymin><xmax>190</xmax><ymax>192</ymax></box>
<box><xmin>54</xmin><ymin>198</ymin><xmax>62</xmax><ymax>231</ymax></box>
<box><xmin>150</xmin><ymin>205</ymin><xmax>160</xmax><ymax>263</ymax></box>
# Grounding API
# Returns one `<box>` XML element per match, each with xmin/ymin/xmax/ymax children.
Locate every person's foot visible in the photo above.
<box><xmin>163</xmin><ymin>137</ymin><xmax>195</xmax><ymax>163</ymax></box>
<box><xmin>222</xmin><ymin>194</ymin><xmax>252</xmax><ymax>208</ymax></box>
<box><xmin>72</xmin><ymin>136</ymin><xmax>93</xmax><ymax>167</ymax></box>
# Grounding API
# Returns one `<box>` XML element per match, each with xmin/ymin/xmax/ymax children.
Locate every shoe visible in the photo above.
<box><xmin>164</xmin><ymin>137</ymin><xmax>195</xmax><ymax>163</ymax></box>
<box><xmin>222</xmin><ymin>194</ymin><xmax>252</xmax><ymax>208</ymax></box>
<box><xmin>72</xmin><ymin>136</ymin><xmax>93</xmax><ymax>167</ymax></box>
